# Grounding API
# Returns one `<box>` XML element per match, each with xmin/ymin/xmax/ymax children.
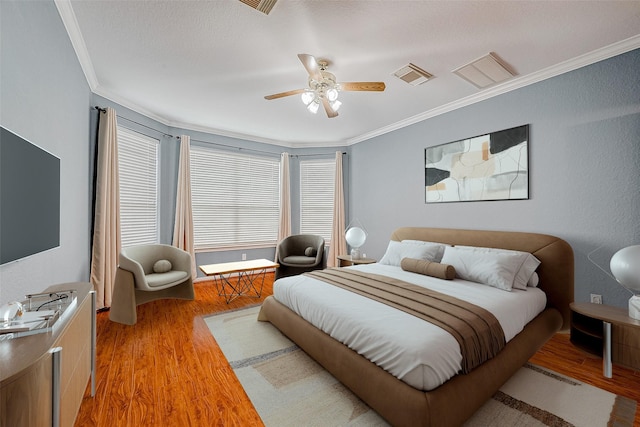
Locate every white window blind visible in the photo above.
<box><xmin>300</xmin><ymin>158</ymin><xmax>335</xmax><ymax>243</ymax></box>
<box><xmin>117</xmin><ymin>126</ymin><xmax>159</xmax><ymax>247</ymax></box>
<box><xmin>190</xmin><ymin>147</ymin><xmax>280</xmax><ymax>250</ymax></box>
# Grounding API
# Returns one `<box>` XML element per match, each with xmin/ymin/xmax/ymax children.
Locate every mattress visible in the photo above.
<box><xmin>272</xmin><ymin>263</ymin><xmax>547</xmax><ymax>391</ymax></box>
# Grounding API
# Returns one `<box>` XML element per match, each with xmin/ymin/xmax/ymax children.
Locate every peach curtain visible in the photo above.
<box><xmin>173</xmin><ymin>135</ymin><xmax>196</xmax><ymax>278</ymax></box>
<box><xmin>90</xmin><ymin>107</ymin><xmax>121</xmax><ymax>309</ymax></box>
<box><xmin>275</xmin><ymin>152</ymin><xmax>291</xmax><ymax>261</ymax></box>
<box><xmin>327</xmin><ymin>151</ymin><xmax>346</xmax><ymax>267</ymax></box>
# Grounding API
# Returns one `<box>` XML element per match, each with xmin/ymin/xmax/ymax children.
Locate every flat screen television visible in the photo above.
<box><xmin>1</xmin><ymin>126</ymin><xmax>60</xmax><ymax>265</ymax></box>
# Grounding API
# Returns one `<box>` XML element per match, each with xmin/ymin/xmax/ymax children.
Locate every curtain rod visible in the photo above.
<box><xmin>292</xmin><ymin>152</ymin><xmax>346</xmax><ymax>158</ymax></box>
<box><xmin>186</xmin><ymin>137</ymin><xmax>281</xmax><ymax>157</ymax></box>
<box><xmin>186</xmin><ymin>137</ymin><xmax>345</xmax><ymax>158</ymax></box>
<box><xmin>94</xmin><ymin>106</ymin><xmax>174</xmax><ymax>138</ymax></box>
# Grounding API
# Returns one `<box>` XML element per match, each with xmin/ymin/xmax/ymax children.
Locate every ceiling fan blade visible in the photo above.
<box><xmin>298</xmin><ymin>54</ymin><xmax>323</xmax><ymax>82</ymax></box>
<box><xmin>340</xmin><ymin>82</ymin><xmax>386</xmax><ymax>92</ymax></box>
<box><xmin>321</xmin><ymin>98</ymin><xmax>339</xmax><ymax>118</ymax></box>
<box><xmin>264</xmin><ymin>88</ymin><xmax>306</xmax><ymax>100</ymax></box>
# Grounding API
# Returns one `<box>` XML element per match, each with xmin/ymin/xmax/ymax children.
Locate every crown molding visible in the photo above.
<box><xmin>57</xmin><ymin>0</ymin><xmax>640</xmax><ymax>148</ymax></box>
<box><xmin>346</xmin><ymin>34</ymin><xmax>640</xmax><ymax>146</ymax></box>
<box><xmin>57</xmin><ymin>1</ymin><xmax>342</xmax><ymax>150</ymax></box>
<box><xmin>54</xmin><ymin>0</ymin><xmax>99</xmax><ymax>89</ymax></box>
<box><xmin>92</xmin><ymin>86</ymin><xmax>341</xmax><ymax>149</ymax></box>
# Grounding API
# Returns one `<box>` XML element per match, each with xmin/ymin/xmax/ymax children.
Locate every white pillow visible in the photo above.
<box><xmin>379</xmin><ymin>241</ymin><xmax>446</xmax><ymax>266</ymax></box>
<box><xmin>401</xmin><ymin>240</ymin><xmax>448</xmax><ymax>263</ymax></box>
<box><xmin>527</xmin><ymin>272</ymin><xmax>540</xmax><ymax>288</ymax></box>
<box><xmin>454</xmin><ymin>246</ymin><xmax>540</xmax><ymax>290</ymax></box>
<box><xmin>440</xmin><ymin>246</ymin><xmax>539</xmax><ymax>291</ymax></box>
<box><xmin>153</xmin><ymin>259</ymin><xmax>172</xmax><ymax>273</ymax></box>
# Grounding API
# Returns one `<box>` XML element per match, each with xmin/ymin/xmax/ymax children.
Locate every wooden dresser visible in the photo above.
<box><xmin>0</xmin><ymin>282</ymin><xmax>95</xmax><ymax>427</ymax></box>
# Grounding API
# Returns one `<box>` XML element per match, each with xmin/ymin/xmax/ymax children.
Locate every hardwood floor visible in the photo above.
<box><xmin>76</xmin><ymin>276</ymin><xmax>639</xmax><ymax>426</ymax></box>
<box><xmin>76</xmin><ymin>277</ymin><xmax>270</xmax><ymax>427</ymax></box>
<box><xmin>530</xmin><ymin>333</ymin><xmax>640</xmax><ymax>426</ymax></box>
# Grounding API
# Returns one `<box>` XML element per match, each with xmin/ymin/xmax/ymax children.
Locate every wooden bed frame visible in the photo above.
<box><xmin>258</xmin><ymin>227</ymin><xmax>574</xmax><ymax>426</ymax></box>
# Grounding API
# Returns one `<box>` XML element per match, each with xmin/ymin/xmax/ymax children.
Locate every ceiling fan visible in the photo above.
<box><xmin>264</xmin><ymin>54</ymin><xmax>386</xmax><ymax>118</ymax></box>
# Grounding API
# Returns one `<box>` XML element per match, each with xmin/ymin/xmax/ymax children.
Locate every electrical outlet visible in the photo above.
<box><xmin>241</xmin><ymin>253</ymin><xmax>247</xmax><ymax>261</ymax></box>
<box><xmin>590</xmin><ymin>294</ymin><xmax>602</xmax><ymax>304</ymax></box>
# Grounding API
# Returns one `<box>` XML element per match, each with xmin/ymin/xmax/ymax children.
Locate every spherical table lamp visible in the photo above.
<box><xmin>0</xmin><ymin>301</ymin><xmax>24</xmax><ymax>326</ymax></box>
<box><xmin>610</xmin><ymin>245</ymin><xmax>640</xmax><ymax>320</ymax></box>
<box><xmin>345</xmin><ymin>226</ymin><xmax>367</xmax><ymax>260</ymax></box>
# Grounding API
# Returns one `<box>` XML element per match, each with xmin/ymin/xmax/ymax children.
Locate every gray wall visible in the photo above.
<box><xmin>348</xmin><ymin>48</ymin><xmax>640</xmax><ymax>309</ymax></box>
<box><xmin>1</xmin><ymin>1</ymin><xmax>92</xmax><ymax>305</ymax></box>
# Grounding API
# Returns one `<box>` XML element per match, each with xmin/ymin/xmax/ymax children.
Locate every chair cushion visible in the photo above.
<box><xmin>153</xmin><ymin>259</ymin><xmax>172</xmax><ymax>273</ymax></box>
<box><xmin>145</xmin><ymin>270</ymin><xmax>189</xmax><ymax>288</ymax></box>
<box><xmin>304</xmin><ymin>247</ymin><xmax>317</xmax><ymax>257</ymax></box>
<box><xmin>282</xmin><ymin>255</ymin><xmax>317</xmax><ymax>266</ymax></box>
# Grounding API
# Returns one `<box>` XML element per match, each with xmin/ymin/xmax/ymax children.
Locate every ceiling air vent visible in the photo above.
<box><xmin>453</xmin><ymin>52</ymin><xmax>515</xmax><ymax>89</ymax></box>
<box><xmin>238</xmin><ymin>0</ymin><xmax>277</xmax><ymax>15</ymax></box>
<box><xmin>392</xmin><ymin>63</ymin><xmax>433</xmax><ymax>86</ymax></box>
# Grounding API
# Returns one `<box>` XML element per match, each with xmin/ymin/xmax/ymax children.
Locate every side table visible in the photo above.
<box><xmin>570</xmin><ymin>302</ymin><xmax>640</xmax><ymax>377</ymax></box>
<box><xmin>337</xmin><ymin>255</ymin><xmax>376</xmax><ymax>268</ymax></box>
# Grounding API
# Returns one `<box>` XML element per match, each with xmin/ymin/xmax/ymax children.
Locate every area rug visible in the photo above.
<box><xmin>204</xmin><ymin>306</ymin><xmax>636</xmax><ymax>427</ymax></box>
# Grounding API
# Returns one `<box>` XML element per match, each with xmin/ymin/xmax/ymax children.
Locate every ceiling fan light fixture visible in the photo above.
<box><xmin>301</xmin><ymin>90</ymin><xmax>315</xmax><ymax>105</ymax></box>
<box><xmin>326</xmin><ymin>87</ymin><xmax>339</xmax><ymax>102</ymax></box>
<box><xmin>306</xmin><ymin>100</ymin><xmax>320</xmax><ymax>114</ymax></box>
<box><xmin>265</xmin><ymin>54</ymin><xmax>385</xmax><ymax>119</ymax></box>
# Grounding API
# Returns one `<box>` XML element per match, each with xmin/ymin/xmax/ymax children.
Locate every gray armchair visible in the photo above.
<box><xmin>109</xmin><ymin>244</ymin><xmax>195</xmax><ymax>325</ymax></box>
<box><xmin>275</xmin><ymin>234</ymin><xmax>326</xmax><ymax>280</ymax></box>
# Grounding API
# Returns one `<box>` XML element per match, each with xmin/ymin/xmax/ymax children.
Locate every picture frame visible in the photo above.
<box><xmin>425</xmin><ymin>124</ymin><xmax>529</xmax><ymax>203</ymax></box>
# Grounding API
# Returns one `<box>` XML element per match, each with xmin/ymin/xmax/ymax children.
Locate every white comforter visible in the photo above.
<box><xmin>273</xmin><ymin>263</ymin><xmax>547</xmax><ymax>391</ymax></box>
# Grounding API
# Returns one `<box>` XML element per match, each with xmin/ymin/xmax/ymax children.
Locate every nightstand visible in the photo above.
<box><xmin>337</xmin><ymin>255</ymin><xmax>376</xmax><ymax>267</ymax></box>
<box><xmin>570</xmin><ymin>302</ymin><xmax>640</xmax><ymax>377</ymax></box>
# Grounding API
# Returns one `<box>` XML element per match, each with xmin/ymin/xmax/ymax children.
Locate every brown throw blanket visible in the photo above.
<box><xmin>305</xmin><ymin>268</ymin><xmax>505</xmax><ymax>374</ymax></box>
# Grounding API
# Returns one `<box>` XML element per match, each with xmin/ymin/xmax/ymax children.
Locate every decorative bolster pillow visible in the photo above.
<box><xmin>400</xmin><ymin>258</ymin><xmax>456</xmax><ymax>280</ymax></box>
<box><xmin>153</xmin><ymin>259</ymin><xmax>172</xmax><ymax>273</ymax></box>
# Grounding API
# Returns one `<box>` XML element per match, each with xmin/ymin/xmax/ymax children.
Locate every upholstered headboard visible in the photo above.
<box><xmin>390</xmin><ymin>227</ymin><xmax>575</xmax><ymax>330</ymax></box>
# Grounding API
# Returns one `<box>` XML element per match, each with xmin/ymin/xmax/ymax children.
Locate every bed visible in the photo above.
<box><xmin>258</xmin><ymin>227</ymin><xmax>574</xmax><ymax>426</ymax></box>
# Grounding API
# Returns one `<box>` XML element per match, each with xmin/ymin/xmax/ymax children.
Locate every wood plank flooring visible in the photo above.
<box><xmin>76</xmin><ymin>275</ymin><xmax>639</xmax><ymax>426</ymax></box>
<box><xmin>530</xmin><ymin>333</ymin><xmax>640</xmax><ymax>426</ymax></box>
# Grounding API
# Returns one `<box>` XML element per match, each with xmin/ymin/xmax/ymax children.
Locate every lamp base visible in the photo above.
<box><xmin>629</xmin><ymin>295</ymin><xmax>640</xmax><ymax>320</ymax></box>
<box><xmin>350</xmin><ymin>248</ymin><xmax>361</xmax><ymax>260</ymax></box>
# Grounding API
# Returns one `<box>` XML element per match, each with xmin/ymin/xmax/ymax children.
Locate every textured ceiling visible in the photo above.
<box><xmin>59</xmin><ymin>0</ymin><xmax>640</xmax><ymax>147</ymax></box>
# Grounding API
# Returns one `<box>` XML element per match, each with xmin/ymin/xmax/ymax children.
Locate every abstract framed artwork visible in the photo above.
<box><xmin>425</xmin><ymin>124</ymin><xmax>529</xmax><ymax>203</ymax></box>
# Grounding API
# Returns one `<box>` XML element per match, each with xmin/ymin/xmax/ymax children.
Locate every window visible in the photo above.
<box><xmin>190</xmin><ymin>147</ymin><xmax>280</xmax><ymax>250</ymax></box>
<box><xmin>300</xmin><ymin>158</ymin><xmax>335</xmax><ymax>242</ymax></box>
<box><xmin>117</xmin><ymin>126</ymin><xmax>159</xmax><ymax>247</ymax></box>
